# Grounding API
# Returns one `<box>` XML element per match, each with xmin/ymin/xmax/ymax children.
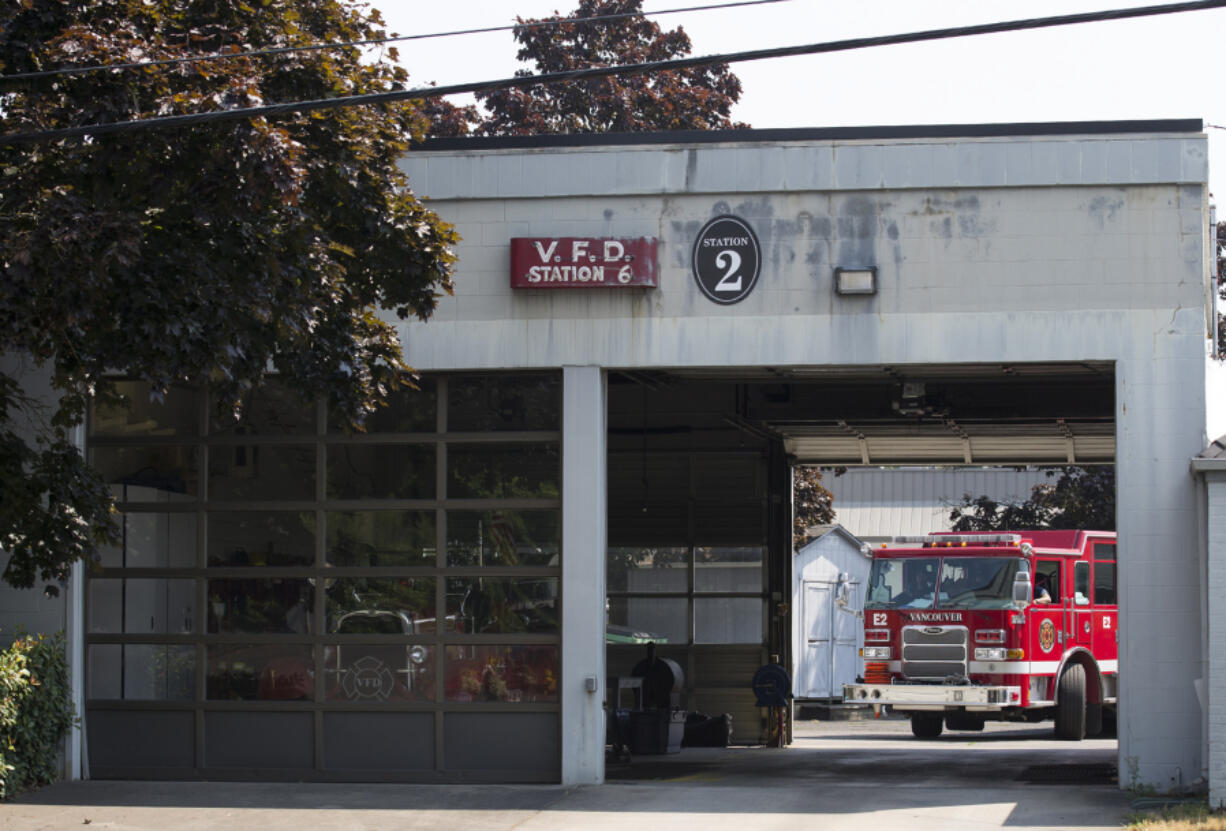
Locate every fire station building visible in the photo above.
<box><xmin>2</xmin><ymin>119</ymin><xmax>1223</xmax><ymax>797</ymax></box>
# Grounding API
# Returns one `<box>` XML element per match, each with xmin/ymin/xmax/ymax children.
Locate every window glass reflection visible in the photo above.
<box><xmin>210</xmin><ymin>382</ymin><xmax>315</xmax><ymax>436</ymax></box>
<box><xmin>447</xmin><ymin>444</ymin><xmax>558</xmax><ymax>499</ymax></box>
<box><xmin>1075</xmin><ymin>561</ymin><xmax>1090</xmax><ymax>604</ymax></box>
<box><xmin>106</xmin><ymin>512</ymin><xmax>197</xmax><ymax>569</ymax></box>
<box><xmin>446</xmin><ymin>578</ymin><xmax>558</xmax><ymax>634</ymax></box>
<box><xmin>87</xmin><ymin>644</ymin><xmax>195</xmax><ymax>701</ymax></box>
<box><xmin>447</xmin><ymin>374</ymin><xmax>559</xmax><ymax>432</ymax></box>
<box><xmin>208</xmin><ymin>445</ymin><xmax>315</xmax><ymax>501</ymax></box>
<box><xmin>87</xmin><ymin>644</ymin><xmax>121</xmax><ymax>699</ymax></box>
<box><xmin>606</xmin><ymin>597</ymin><xmax>686</xmax><ymax>645</ymax></box>
<box><xmin>326</xmin><ymin>445</ymin><xmax>435</xmax><ymax>499</ymax></box>
<box><xmin>864</xmin><ymin>557</ymin><xmax>939</xmax><ymax>610</ymax></box>
<box><xmin>207</xmin><ymin>579</ymin><xmax>313</xmax><ymax>634</ymax></box>
<box><xmin>694</xmin><ymin>546</ymin><xmax>763</xmax><ymax>592</ymax></box>
<box><xmin>126</xmin><ymin>644</ymin><xmax>196</xmax><ymax>700</ymax></box>
<box><xmin>444</xmin><ymin>645</ymin><xmax>558</xmax><ymax>703</ymax></box>
<box><xmin>124</xmin><ymin>578</ymin><xmax>196</xmax><ymax>634</ymax></box>
<box><xmin>92</xmin><ymin>382</ymin><xmax>200</xmax><ymax>437</ymax></box>
<box><xmin>208</xmin><ymin>511</ymin><xmax>315</xmax><ymax>567</ymax></box>
<box><xmin>330</xmin><ymin>378</ymin><xmax>437</xmax><ymax>434</ymax></box>
<box><xmin>88</xmin><ymin>578</ymin><xmax>195</xmax><ymax>634</ymax></box>
<box><xmin>326</xmin><ymin>578</ymin><xmax>437</xmax><ymax>634</ymax></box>
<box><xmin>326</xmin><ymin>511</ymin><xmax>435</xmax><ymax>567</ymax></box>
<box><xmin>694</xmin><ymin>598</ymin><xmax>762</xmax><ymax>644</ymax></box>
<box><xmin>207</xmin><ymin>644</ymin><xmax>313</xmax><ymax>701</ymax></box>
<box><xmin>325</xmin><ymin>644</ymin><xmax>435</xmax><ymax>703</ymax></box>
<box><xmin>607</xmin><ymin>547</ymin><xmax>688</xmax><ymax>593</ymax></box>
<box><xmin>446</xmin><ymin>511</ymin><xmax>559</xmax><ymax>567</ymax></box>
<box><xmin>88</xmin><ymin>579</ymin><xmax>123</xmax><ymax>633</ymax></box>
<box><xmin>93</xmin><ymin>446</ymin><xmax>198</xmax><ymax>497</ymax></box>
<box><xmin>1094</xmin><ymin>562</ymin><xmax>1117</xmax><ymax>605</ymax></box>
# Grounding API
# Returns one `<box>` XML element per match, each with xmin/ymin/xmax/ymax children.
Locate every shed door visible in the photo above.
<box><xmin>801</xmin><ymin>582</ymin><xmax>833</xmax><ymax>698</ymax></box>
<box><xmin>801</xmin><ymin>580</ymin><xmax>860</xmax><ymax>699</ymax></box>
<box><xmin>831</xmin><ymin>579</ymin><xmax>859</xmax><ymax>694</ymax></box>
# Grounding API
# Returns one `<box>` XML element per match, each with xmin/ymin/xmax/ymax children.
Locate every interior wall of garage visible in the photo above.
<box><xmin>604</xmin><ymin>376</ymin><xmax>792</xmax><ymax>746</ymax></box>
<box><xmin>401</xmin><ymin>124</ymin><xmax>1212</xmax><ymax>788</ymax></box>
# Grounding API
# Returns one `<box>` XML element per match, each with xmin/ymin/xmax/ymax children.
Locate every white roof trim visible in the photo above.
<box><xmin>797</xmin><ymin>523</ymin><xmax>872</xmax><ymax>558</ymax></box>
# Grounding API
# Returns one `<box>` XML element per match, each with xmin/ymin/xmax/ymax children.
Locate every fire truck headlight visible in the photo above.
<box><xmin>861</xmin><ymin>646</ymin><xmax>892</xmax><ymax>659</ymax></box>
<box><xmin>974</xmin><ymin>648</ymin><xmax>1007</xmax><ymax>661</ymax></box>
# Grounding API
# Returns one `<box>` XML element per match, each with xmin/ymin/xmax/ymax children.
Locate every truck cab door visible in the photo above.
<box><xmin>1030</xmin><ymin>559</ymin><xmax>1065</xmax><ymax>670</ymax></box>
<box><xmin>1072</xmin><ymin>560</ymin><xmax>1093</xmax><ymax>648</ymax></box>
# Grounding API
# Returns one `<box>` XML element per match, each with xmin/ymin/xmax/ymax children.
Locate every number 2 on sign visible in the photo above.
<box><xmin>872</xmin><ymin>612</ymin><xmax>887</xmax><ymax>626</ymax></box>
<box><xmin>714</xmin><ymin>250</ymin><xmax>742</xmax><ymax>292</ymax></box>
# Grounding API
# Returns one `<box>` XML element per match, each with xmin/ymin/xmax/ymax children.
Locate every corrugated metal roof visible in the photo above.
<box><xmin>782</xmin><ymin>421</ymin><xmax>1113</xmax><ymax>465</ymax></box>
<box><xmin>820</xmin><ymin>467</ymin><xmax>1055</xmax><ymax>540</ymax></box>
<box><xmin>1196</xmin><ymin>435</ymin><xmax>1226</xmax><ymax>460</ymax></box>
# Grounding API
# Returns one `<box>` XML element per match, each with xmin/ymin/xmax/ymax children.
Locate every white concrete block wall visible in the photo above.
<box><xmin>0</xmin><ymin>354</ymin><xmax>81</xmax><ymax>779</ymax></box>
<box><xmin>560</xmin><ymin>366</ymin><xmax>607</xmax><ymax>785</ymax></box>
<box><xmin>399</xmin><ymin>130</ymin><xmax>1212</xmax><ymax>788</ymax></box>
<box><xmin>1114</xmin><ymin>330</ymin><xmax>1209</xmax><ymax>792</ymax></box>
<box><xmin>0</xmin><ymin>355</ymin><xmax>72</xmax><ymax>640</ymax></box>
<box><xmin>1200</xmin><ymin>471</ymin><xmax>1226</xmax><ymax>806</ymax></box>
<box><xmin>0</xmin><ymin>126</ymin><xmax>1204</xmax><ymax>787</ymax></box>
<box><xmin>0</xmin><ymin>557</ymin><xmax>66</xmax><ymax>643</ymax></box>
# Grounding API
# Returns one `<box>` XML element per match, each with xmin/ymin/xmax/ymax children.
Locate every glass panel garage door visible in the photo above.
<box><xmin>86</xmin><ymin>373</ymin><xmax>562</xmax><ymax>782</ymax></box>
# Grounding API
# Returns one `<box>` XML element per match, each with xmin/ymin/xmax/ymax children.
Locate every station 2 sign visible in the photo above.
<box><xmin>510</xmin><ymin>237</ymin><xmax>658</xmax><ymax>288</ymax></box>
<box><xmin>691</xmin><ymin>215</ymin><xmax>761</xmax><ymax>304</ymax></box>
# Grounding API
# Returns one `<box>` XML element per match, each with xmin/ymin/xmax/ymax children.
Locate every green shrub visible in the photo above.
<box><xmin>0</xmin><ymin>632</ymin><xmax>75</xmax><ymax>799</ymax></box>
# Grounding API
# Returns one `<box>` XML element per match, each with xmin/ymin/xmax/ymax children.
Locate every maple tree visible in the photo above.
<box><xmin>474</xmin><ymin>0</ymin><xmax>746</xmax><ymax>136</ymax></box>
<box><xmin>948</xmin><ymin>466</ymin><xmax>1116</xmax><ymax>532</ymax></box>
<box><xmin>793</xmin><ymin>466</ymin><xmax>835</xmax><ymax>549</ymax></box>
<box><xmin>0</xmin><ymin>0</ymin><xmax>456</xmax><ymax>592</ymax></box>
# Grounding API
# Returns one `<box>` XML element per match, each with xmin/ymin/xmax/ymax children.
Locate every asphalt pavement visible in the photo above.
<box><xmin>2</xmin><ymin>718</ymin><xmax>1133</xmax><ymax>831</ymax></box>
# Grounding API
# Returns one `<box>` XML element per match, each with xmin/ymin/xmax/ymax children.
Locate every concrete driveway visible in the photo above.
<box><xmin>4</xmin><ymin>718</ymin><xmax>1129</xmax><ymax>831</ymax></box>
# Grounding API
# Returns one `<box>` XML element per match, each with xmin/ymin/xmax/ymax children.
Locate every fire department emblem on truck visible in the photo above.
<box><xmin>1039</xmin><ymin>619</ymin><xmax>1057</xmax><ymax>653</ymax></box>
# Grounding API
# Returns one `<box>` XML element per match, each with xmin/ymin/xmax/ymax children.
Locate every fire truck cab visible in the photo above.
<box><xmin>842</xmin><ymin>530</ymin><xmax>1117</xmax><ymax>740</ymax></box>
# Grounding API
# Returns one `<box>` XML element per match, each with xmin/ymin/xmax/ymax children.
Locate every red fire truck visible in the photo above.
<box><xmin>842</xmin><ymin>531</ymin><xmax>1117</xmax><ymax>740</ymax></box>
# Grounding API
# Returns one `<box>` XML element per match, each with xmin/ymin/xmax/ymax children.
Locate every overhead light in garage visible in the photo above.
<box><xmin>834</xmin><ymin>267</ymin><xmax>877</xmax><ymax>295</ymax></box>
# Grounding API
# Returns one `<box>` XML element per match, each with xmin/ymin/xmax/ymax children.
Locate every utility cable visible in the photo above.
<box><xmin>0</xmin><ymin>0</ymin><xmax>791</xmax><ymax>82</ymax></box>
<box><xmin>3</xmin><ymin>0</ymin><xmax>1225</xmax><ymax>145</ymax></box>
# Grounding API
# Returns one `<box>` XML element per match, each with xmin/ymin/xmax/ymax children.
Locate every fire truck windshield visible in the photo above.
<box><xmin>864</xmin><ymin>556</ymin><xmax>1024</xmax><ymax>610</ymax></box>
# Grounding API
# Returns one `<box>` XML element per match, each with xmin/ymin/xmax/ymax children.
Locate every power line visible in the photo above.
<box><xmin>0</xmin><ymin>0</ymin><xmax>790</xmax><ymax>83</ymax></box>
<box><xmin>4</xmin><ymin>0</ymin><xmax>1225</xmax><ymax>145</ymax></box>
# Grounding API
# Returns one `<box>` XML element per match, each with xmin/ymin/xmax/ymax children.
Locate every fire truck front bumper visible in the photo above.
<box><xmin>843</xmin><ymin>683</ymin><xmax>1021</xmax><ymax>711</ymax></box>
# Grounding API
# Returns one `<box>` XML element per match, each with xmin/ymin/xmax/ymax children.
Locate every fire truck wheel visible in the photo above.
<box><xmin>910</xmin><ymin>713</ymin><xmax>944</xmax><ymax>739</ymax></box>
<box><xmin>1055</xmin><ymin>663</ymin><xmax>1087</xmax><ymax>740</ymax></box>
<box><xmin>1085</xmin><ymin>700</ymin><xmax>1103</xmax><ymax>737</ymax></box>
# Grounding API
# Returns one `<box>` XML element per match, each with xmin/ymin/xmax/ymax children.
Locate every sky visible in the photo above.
<box><xmin>377</xmin><ymin>0</ymin><xmax>1226</xmax><ymax>201</ymax></box>
<box><xmin>377</xmin><ymin>0</ymin><xmax>1226</xmax><ymax>431</ymax></box>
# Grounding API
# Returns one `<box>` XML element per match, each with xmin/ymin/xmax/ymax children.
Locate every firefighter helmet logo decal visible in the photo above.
<box><xmin>342</xmin><ymin>655</ymin><xmax>395</xmax><ymax>700</ymax></box>
<box><xmin>1039</xmin><ymin>619</ymin><xmax>1057</xmax><ymax>654</ymax></box>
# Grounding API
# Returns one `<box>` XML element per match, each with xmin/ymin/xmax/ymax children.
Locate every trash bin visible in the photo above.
<box><xmin>627</xmin><ymin>708</ymin><xmax>685</xmax><ymax>754</ymax></box>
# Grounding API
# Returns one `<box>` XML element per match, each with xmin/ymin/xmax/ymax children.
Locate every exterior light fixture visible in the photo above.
<box><xmin>834</xmin><ymin>266</ymin><xmax>877</xmax><ymax>296</ymax></box>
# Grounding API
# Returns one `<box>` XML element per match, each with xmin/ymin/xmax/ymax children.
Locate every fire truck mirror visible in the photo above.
<box><xmin>1012</xmin><ymin>570</ymin><xmax>1032</xmax><ymax>606</ymax></box>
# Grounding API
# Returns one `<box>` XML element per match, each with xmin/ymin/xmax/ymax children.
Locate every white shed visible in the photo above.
<box><xmin>792</xmin><ymin>525</ymin><xmax>872</xmax><ymax>700</ymax></box>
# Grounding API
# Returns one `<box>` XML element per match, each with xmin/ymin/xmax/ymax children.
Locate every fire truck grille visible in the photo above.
<box><xmin>901</xmin><ymin>625</ymin><xmax>968</xmax><ymax>680</ymax></box>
